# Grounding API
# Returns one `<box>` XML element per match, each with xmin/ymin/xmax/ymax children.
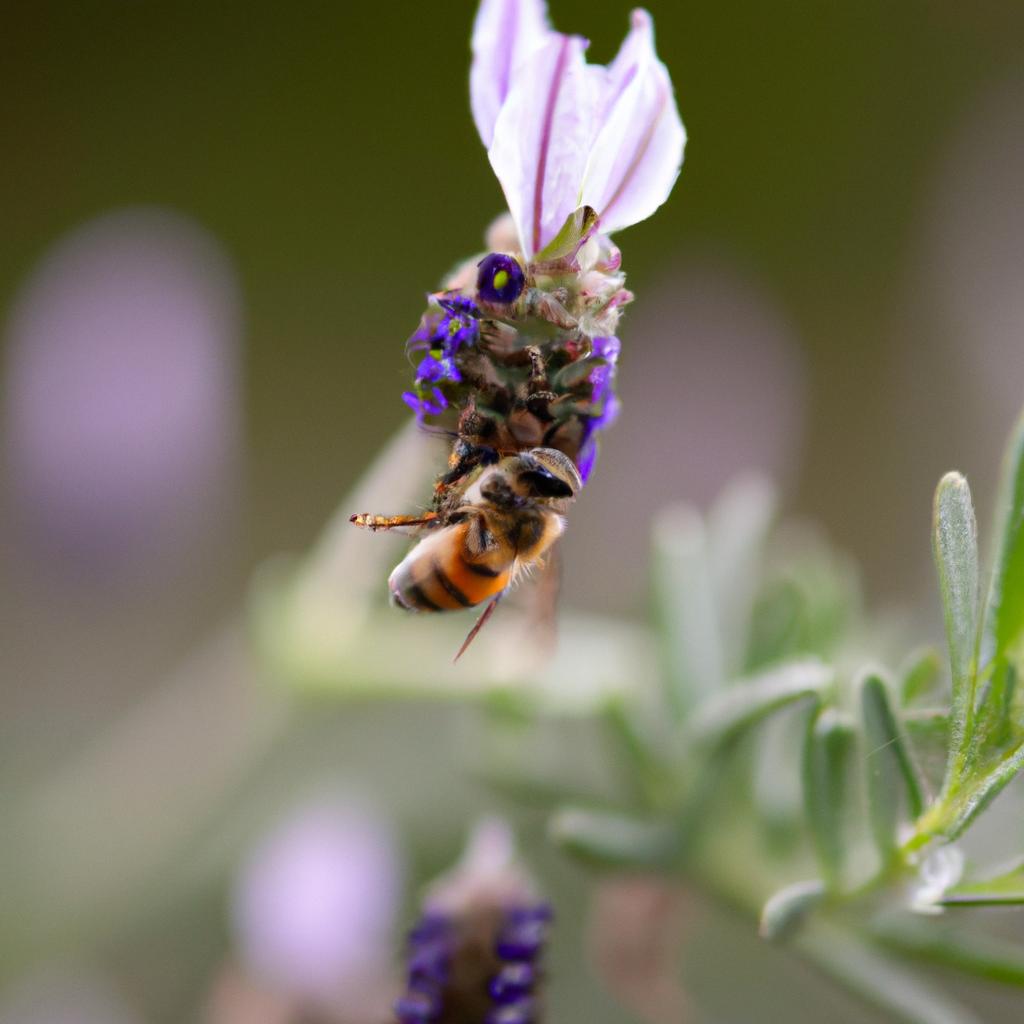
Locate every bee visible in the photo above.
<box><xmin>351</xmin><ymin>446</ymin><xmax>581</xmax><ymax>659</ymax></box>
<box><xmin>350</xmin><ymin>212</ymin><xmax>625</xmax><ymax>660</ymax></box>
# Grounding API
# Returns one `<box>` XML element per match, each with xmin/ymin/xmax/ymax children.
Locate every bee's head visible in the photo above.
<box><xmin>514</xmin><ymin>447</ymin><xmax>583</xmax><ymax>501</ymax></box>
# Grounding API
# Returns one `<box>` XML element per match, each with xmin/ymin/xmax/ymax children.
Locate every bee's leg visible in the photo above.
<box><xmin>437</xmin><ymin>455</ymin><xmax>483</xmax><ymax>495</ymax></box>
<box><xmin>348</xmin><ymin>512</ymin><xmax>438</xmax><ymax>534</ymax></box>
<box><xmin>437</xmin><ymin>415</ymin><xmax>500</xmax><ymax>494</ymax></box>
<box><xmin>453</xmin><ymin>591</ymin><xmax>504</xmax><ymax>663</ymax></box>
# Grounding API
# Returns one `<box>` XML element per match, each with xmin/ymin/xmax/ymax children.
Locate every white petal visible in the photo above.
<box><xmin>581</xmin><ymin>9</ymin><xmax>686</xmax><ymax>234</ymax></box>
<box><xmin>470</xmin><ymin>0</ymin><xmax>552</xmax><ymax>148</ymax></box>
<box><xmin>487</xmin><ymin>33</ymin><xmax>598</xmax><ymax>257</ymax></box>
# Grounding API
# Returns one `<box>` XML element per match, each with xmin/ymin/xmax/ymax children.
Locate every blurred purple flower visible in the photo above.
<box><xmin>3</xmin><ymin>207</ymin><xmax>241</xmax><ymax>576</ymax></box>
<box><xmin>473</xmin><ymin>2</ymin><xmax>686</xmax><ymax>256</ymax></box>
<box><xmin>231</xmin><ymin>799</ymin><xmax>402</xmax><ymax>1010</ymax></box>
<box><xmin>394</xmin><ymin>819</ymin><xmax>549</xmax><ymax>1024</ymax></box>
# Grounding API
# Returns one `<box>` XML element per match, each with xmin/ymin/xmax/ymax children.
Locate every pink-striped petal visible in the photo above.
<box><xmin>470</xmin><ymin>0</ymin><xmax>552</xmax><ymax>149</ymax></box>
<box><xmin>487</xmin><ymin>33</ymin><xmax>597</xmax><ymax>257</ymax></box>
<box><xmin>581</xmin><ymin>9</ymin><xmax>686</xmax><ymax>234</ymax></box>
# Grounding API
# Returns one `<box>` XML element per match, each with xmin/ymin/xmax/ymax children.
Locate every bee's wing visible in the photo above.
<box><xmin>521</xmin><ymin>540</ymin><xmax>562</xmax><ymax>661</ymax></box>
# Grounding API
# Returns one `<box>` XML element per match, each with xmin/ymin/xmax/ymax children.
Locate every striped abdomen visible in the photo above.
<box><xmin>388</xmin><ymin>521</ymin><xmax>510</xmax><ymax>612</ymax></box>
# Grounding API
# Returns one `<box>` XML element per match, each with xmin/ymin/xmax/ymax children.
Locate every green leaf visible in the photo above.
<box><xmin>652</xmin><ymin>504</ymin><xmax>725</xmax><ymax>717</ymax></box>
<box><xmin>601</xmin><ymin>697</ymin><xmax>675</xmax><ymax>806</ymax></box>
<box><xmin>473</xmin><ymin>770</ymin><xmax>615</xmax><ymax>812</ymax></box>
<box><xmin>688</xmin><ymin>659</ymin><xmax>831</xmax><ymax>749</ymax></box>
<box><xmin>869</xmin><ymin>672</ymin><xmax>926</xmax><ymax>816</ymax></box>
<box><xmin>983</xmin><ymin>409</ymin><xmax>1024</xmax><ymax>674</ymax></box>
<box><xmin>935</xmin><ymin>740</ymin><xmax>1024</xmax><ymax>842</ymax></box>
<box><xmin>706</xmin><ymin>473</ymin><xmax>777</xmax><ymax>677</ymax></box>
<box><xmin>548</xmin><ymin>807</ymin><xmax>680</xmax><ymax>869</ymax></box>
<box><xmin>860</xmin><ymin>672</ymin><xmax>926</xmax><ymax>866</ymax></box>
<box><xmin>940</xmin><ymin>858</ymin><xmax>1024</xmax><ymax>906</ymax></box>
<box><xmin>970</xmin><ymin>412</ymin><xmax>1024</xmax><ymax>754</ymax></box>
<box><xmin>759</xmin><ymin>879</ymin><xmax>825</xmax><ymax>941</ymax></box>
<box><xmin>932</xmin><ymin>472</ymin><xmax>980</xmax><ymax>780</ymax></box>
<box><xmin>899</xmin><ymin>646</ymin><xmax>942</xmax><ymax>705</ymax></box>
<box><xmin>531</xmin><ymin>205</ymin><xmax>599</xmax><ymax>271</ymax></box>
<box><xmin>802</xmin><ymin>707</ymin><xmax>854</xmax><ymax>887</ymax></box>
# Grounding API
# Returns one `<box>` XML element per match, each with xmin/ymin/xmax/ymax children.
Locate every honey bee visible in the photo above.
<box><xmin>351</xmin><ymin>447</ymin><xmax>581</xmax><ymax>659</ymax></box>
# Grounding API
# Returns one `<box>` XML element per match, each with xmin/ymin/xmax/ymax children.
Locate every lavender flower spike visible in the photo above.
<box><xmin>476</xmin><ymin>1</ymin><xmax>685</xmax><ymax>257</ymax></box>
<box><xmin>393</xmin><ymin>819</ymin><xmax>551</xmax><ymax>1024</ymax></box>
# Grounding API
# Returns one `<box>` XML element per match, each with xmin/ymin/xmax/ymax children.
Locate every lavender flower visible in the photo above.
<box><xmin>473</xmin><ymin>2</ymin><xmax>685</xmax><ymax>257</ymax></box>
<box><xmin>577</xmin><ymin>335</ymin><xmax>622</xmax><ymax>481</ymax></box>
<box><xmin>477</xmin><ymin>253</ymin><xmax>526</xmax><ymax>304</ymax></box>
<box><xmin>395</xmin><ymin>1</ymin><xmax>685</xmax><ymax>487</ymax></box>
<box><xmin>393</xmin><ymin>820</ymin><xmax>550</xmax><ymax>1024</ymax></box>
<box><xmin>403</xmin><ymin>296</ymin><xmax>482</xmax><ymax>420</ymax></box>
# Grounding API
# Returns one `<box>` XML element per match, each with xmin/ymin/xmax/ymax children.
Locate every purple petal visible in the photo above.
<box><xmin>592</xmin><ymin>335</ymin><xmax>621</xmax><ymax>363</ymax></box>
<box><xmin>488</xmin><ymin>33</ymin><xmax>598</xmax><ymax>257</ymax></box>
<box><xmin>576</xmin><ymin>435</ymin><xmax>598</xmax><ymax>484</ymax></box>
<box><xmin>581</xmin><ymin>9</ymin><xmax>686</xmax><ymax>233</ymax></box>
<box><xmin>470</xmin><ymin>0</ymin><xmax>552</xmax><ymax>148</ymax></box>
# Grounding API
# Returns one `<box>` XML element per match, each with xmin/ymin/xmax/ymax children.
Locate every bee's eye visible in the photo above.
<box><xmin>476</xmin><ymin>253</ymin><xmax>525</xmax><ymax>304</ymax></box>
<box><xmin>520</xmin><ymin>468</ymin><xmax>574</xmax><ymax>499</ymax></box>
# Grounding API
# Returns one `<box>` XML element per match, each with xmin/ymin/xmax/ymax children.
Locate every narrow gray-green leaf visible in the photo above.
<box><xmin>932</xmin><ymin>471</ymin><xmax>979</xmax><ymax>775</ymax></box>
<box><xmin>982</xmin><ymin>409</ymin><xmax>1024</xmax><ymax>673</ymax></box>
<box><xmin>473</xmin><ymin>770</ymin><xmax>614</xmax><ymax>812</ymax></box>
<box><xmin>861</xmin><ymin>672</ymin><xmax>924</xmax><ymax>866</ymax></box>
<box><xmin>866</xmin><ymin>672</ymin><xmax>925</xmax><ymax>816</ymax></box>
<box><xmin>706</xmin><ymin>473</ymin><xmax>777</xmax><ymax>677</ymax></box>
<box><xmin>759</xmin><ymin>879</ymin><xmax>826</xmax><ymax>941</ymax></box>
<box><xmin>652</xmin><ymin>505</ymin><xmax>725</xmax><ymax>717</ymax></box>
<box><xmin>941</xmin><ymin>857</ymin><xmax>1024</xmax><ymax>906</ymax></box>
<box><xmin>549</xmin><ymin>807</ymin><xmax>680</xmax><ymax>869</ymax></box>
<box><xmin>600</xmin><ymin>697</ymin><xmax>674</xmax><ymax>806</ymax></box>
<box><xmin>687</xmin><ymin>659</ymin><xmax>831</xmax><ymax>749</ymax></box>
<box><xmin>802</xmin><ymin>707</ymin><xmax>854</xmax><ymax>887</ymax></box>
<box><xmin>973</xmin><ymin>412</ymin><xmax>1024</xmax><ymax>753</ymax></box>
<box><xmin>932</xmin><ymin>740</ymin><xmax>1024</xmax><ymax>843</ymax></box>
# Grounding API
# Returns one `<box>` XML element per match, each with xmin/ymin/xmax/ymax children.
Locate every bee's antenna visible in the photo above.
<box><xmin>453</xmin><ymin>592</ymin><xmax>503</xmax><ymax>663</ymax></box>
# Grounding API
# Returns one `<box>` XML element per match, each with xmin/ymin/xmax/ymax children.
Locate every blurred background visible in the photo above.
<box><xmin>3</xmin><ymin>2</ymin><xmax>1024</xmax><ymax>1021</ymax></box>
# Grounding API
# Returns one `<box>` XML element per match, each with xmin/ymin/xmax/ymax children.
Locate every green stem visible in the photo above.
<box><xmin>871</xmin><ymin>914</ymin><xmax>1024</xmax><ymax>987</ymax></box>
